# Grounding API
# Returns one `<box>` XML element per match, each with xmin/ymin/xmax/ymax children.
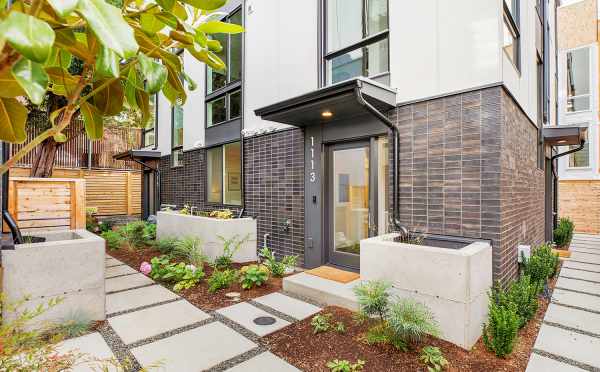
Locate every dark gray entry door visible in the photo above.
<box><xmin>325</xmin><ymin>140</ymin><xmax>377</xmax><ymax>269</ymax></box>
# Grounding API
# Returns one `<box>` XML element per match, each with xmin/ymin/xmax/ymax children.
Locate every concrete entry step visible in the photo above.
<box><xmin>254</xmin><ymin>292</ymin><xmax>321</xmax><ymax>320</ymax></box>
<box><xmin>282</xmin><ymin>272</ymin><xmax>360</xmax><ymax>312</ymax></box>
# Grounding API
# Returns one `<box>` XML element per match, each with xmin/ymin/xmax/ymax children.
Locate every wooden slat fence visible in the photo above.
<box><xmin>6</xmin><ymin>177</ymin><xmax>86</xmax><ymax>233</ymax></box>
<box><xmin>11</xmin><ymin>113</ymin><xmax>142</xmax><ymax>170</ymax></box>
<box><xmin>10</xmin><ymin>167</ymin><xmax>142</xmax><ymax>217</ymax></box>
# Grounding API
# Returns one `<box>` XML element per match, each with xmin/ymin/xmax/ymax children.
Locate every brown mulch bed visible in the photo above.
<box><xmin>107</xmin><ymin>245</ymin><xmax>283</xmax><ymax>311</ymax></box>
<box><xmin>262</xmin><ymin>268</ymin><xmax>561</xmax><ymax>372</ymax></box>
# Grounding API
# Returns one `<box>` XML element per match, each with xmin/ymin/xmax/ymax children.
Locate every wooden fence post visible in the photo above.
<box><xmin>70</xmin><ymin>179</ymin><xmax>86</xmax><ymax>229</ymax></box>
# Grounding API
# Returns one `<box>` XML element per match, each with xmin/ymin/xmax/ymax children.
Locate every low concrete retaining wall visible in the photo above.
<box><xmin>360</xmin><ymin>234</ymin><xmax>492</xmax><ymax>349</ymax></box>
<box><xmin>2</xmin><ymin>229</ymin><xmax>105</xmax><ymax>328</ymax></box>
<box><xmin>156</xmin><ymin>211</ymin><xmax>258</xmax><ymax>263</ymax></box>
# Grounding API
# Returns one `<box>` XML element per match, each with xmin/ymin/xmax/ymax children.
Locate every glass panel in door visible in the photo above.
<box><xmin>329</xmin><ymin>143</ymin><xmax>370</xmax><ymax>268</ymax></box>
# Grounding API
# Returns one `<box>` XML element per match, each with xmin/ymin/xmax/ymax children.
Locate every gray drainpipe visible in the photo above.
<box><xmin>550</xmin><ymin>139</ymin><xmax>585</xmax><ymax>228</ymax></box>
<box><xmin>354</xmin><ymin>83</ymin><xmax>409</xmax><ymax>237</ymax></box>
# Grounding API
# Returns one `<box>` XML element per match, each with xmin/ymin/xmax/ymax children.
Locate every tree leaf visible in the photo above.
<box><xmin>181</xmin><ymin>71</ymin><xmax>197</xmax><ymax>91</ymax></box>
<box><xmin>0</xmin><ymin>11</ymin><xmax>55</xmax><ymax>63</ymax></box>
<box><xmin>0</xmin><ymin>97</ymin><xmax>27</xmax><ymax>143</ymax></box>
<box><xmin>125</xmin><ymin>67</ymin><xmax>140</xmax><ymax>109</ymax></box>
<box><xmin>196</xmin><ymin>21</ymin><xmax>243</xmax><ymax>34</ymax></box>
<box><xmin>156</xmin><ymin>0</ymin><xmax>175</xmax><ymax>11</ymax></box>
<box><xmin>53</xmin><ymin>132</ymin><xmax>67</xmax><ymax>142</ymax></box>
<box><xmin>206</xmin><ymin>39</ymin><xmax>222</xmax><ymax>52</ymax></box>
<box><xmin>80</xmin><ymin>102</ymin><xmax>104</xmax><ymax>140</ymax></box>
<box><xmin>95</xmin><ymin>46</ymin><xmax>120</xmax><ymax>78</ymax></box>
<box><xmin>140</xmin><ymin>13</ymin><xmax>165</xmax><ymax>35</ymax></box>
<box><xmin>135</xmin><ymin>89</ymin><xmax>150</xmax><ymax>124</ymax></box>
<box><xmin>46</xmin><ymin>66</ymin><xmax>79</xmax><ymax>97</ymax></box>
<box><xmin>55</xmin><ymin>29</ymin><xmax>95</xmax><ymax>63</ymax></box>
<box><xmin>91</xmin><ymin>79</ymin><xmax>124</xmax><ymax>116</ymax></box>
<box><xmin>47</xmin><ymin>0</ymin><xmax>79</xmax><ymax>18</ymax></box>
<box><xmin>0</xmin><ymin>68</ymin><xmax>25</xmax><ymax>98</ymax></box>
<box><xmin>76</xmin><ymin>0</ymin><xmax>138</xmax><ymax>58</ymax></box>
<box><xmin>186</xmin><ymin>44</ymin><xmax>225</xmax><ymax>71</ymax></box>
<box><xmin>138</xmin><ymin>53</ymin><xmax>168</xmax><ymax>94</ymax></box>
<box><xmin>171</xmin><ymin>1</ymin><xmax>188</xmax><ymax>20</ymax></box>
<box><xmin>181</xmin><ymin>0</ymin><xmax>226</xmax><ymax>11</ymax></box>
<box><xmin>155</xmin><ymin>11</ymin><xmax>178</xmax><ymax>29</ymax></box>
<box><xmin>11</xmin><ymin>59</ymin><xmax>49</xmax><ymax>105</ymax></box>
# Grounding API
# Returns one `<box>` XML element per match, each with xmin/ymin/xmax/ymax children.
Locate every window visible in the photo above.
<box><xmin>171</xmin><ymin>104</ymin><xmax>183</xmax><ymax>167</ymax></box>
<box><xmin>566</xmin><ymin>47</ymin><xmax>591</xmax><ymax>112</ymax></box>
<box><xmin>569</xmin><ymin>142</ymin><xmax>589</xmax><ymax>168</ymax></box>
<box><xmin>207</xmin><ymin>142</ymin><xmax>241</xmax><ymax>205</ymax></box>
<box><xmin>338</xmin><ymin>174</ymin><xmax>349</xmax><ymax>203</ymax></box>
<box><xmin>206</xmin><ymin>8</ymin><xmax>242</xmax><ymax>127</ymax></box>
<box><xmin>143</xmin><ymin>94</ymin><xmax>158</xmax><ymax>148</ymax></box>
<box><xmin>324</xmin><ymin>0</ymin><xmax>389</xmax><ymax>85</ymax></box>
<box><xmin>503</xmin><ymin>0</ymin><xmax>520</xmax><ymax>71</ymax></box>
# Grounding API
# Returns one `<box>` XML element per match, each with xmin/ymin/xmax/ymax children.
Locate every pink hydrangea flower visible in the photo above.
<box><xmin>140</xmin><ymin>262</ymin><xmax>151</xmax><ymax>275</ymax></box>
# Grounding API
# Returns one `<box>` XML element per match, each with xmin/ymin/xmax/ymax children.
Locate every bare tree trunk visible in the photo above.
<box><xmin>30</xmin><ymin>138</ymin><xmax>59</xmax><ymax>177</ymax></box>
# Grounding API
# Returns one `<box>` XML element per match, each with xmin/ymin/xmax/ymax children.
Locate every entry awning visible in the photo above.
<box><xmin>543</xmin><ymin>124</ymin><xmax>588</xmax><ymax>146</ymax></box>
<box><xmin>113</xmin><ymin>149</ymin><xmax>162</xmax><ymax>161</ymax></box>
<box><xmin>254</xmin><ymin>77</ymin><xmax>397</xmax><ymax>126</ymax></box>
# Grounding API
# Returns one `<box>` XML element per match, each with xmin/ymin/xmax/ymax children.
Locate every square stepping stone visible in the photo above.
<box><xmin>217</xmin><ymin>302</ymin><xmax>290</xmax><ymax>336</ymax></box>
<box><xmin>560</xmin><ymin>268</ymin><xmax>600</xmax><ymax>283</ymax></box>
<box><xmin>562</xmin><ymin>261</ymin><xmax>600</xmax><ymax>273</ymax></box>
<box><xmin>225</xmin><ymin>352</ymin><xmax>300</xmax><ymax>372</ymax></box>
<box><xmin>571</xmin><ymin>252</ymin><xmax>600</xmax><ymax>264</ymax></box>
<box><xmin>557</xmin><ymin>277</ymin><xmax>600</xmax><ymax>296</ymax></box>
<box><xmin>106</xmin><ymin>273</ymin><xmax>154</xmax><ymax>293</ymax></box>
<box><xmin>526</xmin><ymin>353</ymin><xmax>586</xmax><ymax>372</ymax></box>
<box><xmin>106</xmin><ymin>265</ymin><xmax>136</xmax><ymax>278</ymax></box>
<box><xmin>106</xmin><ymin>285</ymin><xmax>178</xmax><ymax>314</ymax></box>
<box><xmin>534</xmin><ymin>324</ymin><xmax>600</xmax><ymax>368</ymax></box>
<box><xmin>571</xmin><ymin>247</ymin><xmax>600</xmax><ymax>254</ymax></box>
<box><xmin>109</xmin><ymin>300</ymin><xmax>210</xmax><ymax>344</ymax></box>
<box><xmin>106</xmin><ymin>257</ymin><xmax>124</xmax><ymax>267</ymax></box>
<box><xmin>131</xmin><ymin>322</ymin><xmax>256</xmax><ymax>371</ymax></box>
<box><xmin>553</xmin><ymin>288</ymin><xmax>600</xmax><ymax>312</ymax></box>
<box><xmin>254</xmin><ymin>293</ymin><xmax>321</xmax><ymax>320</ymax></box>
<box><xmin>56</xmin><ymin>332</ymin><xmax>118</xmax><ymax>372</ymax></box>
<box><xmin>545</xmin><ymin>303</ymin><xmax>600</xmax><ymax>336</ymax></box>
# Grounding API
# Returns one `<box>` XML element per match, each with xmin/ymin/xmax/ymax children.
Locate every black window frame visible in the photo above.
<box><xmin>205</xmin><ymin>6</ymin><xmax>243</xmax><ymax>129</ymax></box>
<box><xmin>142</xmin><ymin>93</ymin><xmax>159</xmax><ymax>149</ymax></box>
<box><xmin>503</xmin><ymin>0</ymin><xmax>521</xmax><ymax>72</ymax></box>
<box><xmin>321</xmin><ymin>0</ymin><xmax>390</xmax><ymax>86</ymax></box>
<box><xmin>205</xmin><ymin>141</ymin><xmax>242</xmax><ymax>206</ymax></box>
<box><xmin>170</xmin><ymin>49</ymin><xmax>185</xmax><ymax>168</ymax></box>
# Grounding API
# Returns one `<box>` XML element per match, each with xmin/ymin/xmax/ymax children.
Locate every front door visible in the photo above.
<box><xmin>326</xmin><ymin>141</ymin><xmax>376</xmax><ymax>269</ymax></box>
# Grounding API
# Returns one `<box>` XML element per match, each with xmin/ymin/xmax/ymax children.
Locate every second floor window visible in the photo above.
<box><xmin>206</xmin><ymin>8</ymin><xmax>242</xmax><ymax>127</ymax></box>
<box><xmin>503</xmin><ymin>0</ymin><xmax>520</xmax><ymax>71</ymax></box>
<box><xmin>171</xmin><ymin>104</ymin><xmax>183</xmax><ymax>167</ymax></box>
<box><xmin>143</xmin><ymin>94</ymin><xmax>158</xmax><ymax>148</ymax></box>
<box><xmin>324</xmin><ymin>0</ymin><xmax>389</xmax><ymax>85</ymax></box>
<box><xmin>567</xmin><ymin>47</ymin><xmax>591</xmax><ymax>112</ymax></box>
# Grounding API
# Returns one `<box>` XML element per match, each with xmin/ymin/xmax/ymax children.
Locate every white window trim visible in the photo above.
<box><xmin>565</xmin><ymin>45</ymin><xmax>593</xmax><ymax>115</ymax></box>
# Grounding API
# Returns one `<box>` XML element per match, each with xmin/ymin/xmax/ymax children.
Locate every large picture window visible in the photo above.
<box><xmin>567</xmin><ymin>47</ymin><xmax>591</xmax><ymax>112</ymax></box>
<box><xmin>503</xmin><ymin>0</ymin><xmax>520</xmax><ymax>71</ymax></box>
<box><xmin>324</xmin><ymin>0</ymin><xmax>389</xmax><ymax>85</ymax></box>
<box><xmin>207</xmin><ymin>142</ymin><xmax>241</xmax><ymax>205</ymax></box>
<box><xmin>206</xmin><ymin>8</ymin><xmax>242</xmax><ymax>127</ymax></box>
<box><xmin>143</xmin><ymin>94</ymin><xmax>158</xmax><ymax>148</ymax></box>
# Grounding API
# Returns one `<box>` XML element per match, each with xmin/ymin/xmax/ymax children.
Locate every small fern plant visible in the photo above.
<box><xmin>352</xmin><ymin>280</ymin><xmax>391</xmax><ymax>323</ymax></box>
<box><xmin>387</xmin><ymin>297</ymin><xmax>440</xmax><ymax>346</ymax></box>
<box><xmin>214</xmin><ymin>234</ymin><xmax>250</xmax><ymax>270</ymax></box>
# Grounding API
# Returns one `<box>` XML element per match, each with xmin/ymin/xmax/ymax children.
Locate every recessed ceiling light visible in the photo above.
<box><xmin>557</xmin><ymin>139</ymin><xmax>567</xmax><ymax>144</ymax></box>
<box><xmin>321</xmin><ymin>110</ymin><xmax>333</xmax><ymax>118</ymax></box>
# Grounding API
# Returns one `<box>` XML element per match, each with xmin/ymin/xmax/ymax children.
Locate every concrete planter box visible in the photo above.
<box><xmin>360</xmin><ymin>234</ymin><xmax>492</xmax><ymax>349</ymax></box>
<box><xmin>2</xmin><ymin>230</ymin><xmax>105</xmax><ymax>328</ymax></box>
<box><xmin>156</xmin><ymin>211</ymin><xmax>257</xmax><ymax>263</ymax></box>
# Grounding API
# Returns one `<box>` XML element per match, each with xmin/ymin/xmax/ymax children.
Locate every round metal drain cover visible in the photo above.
<box><xmin>253</xmin><ymin>316</ymin><xmax>276</xmax><ymax>326</ymax></box>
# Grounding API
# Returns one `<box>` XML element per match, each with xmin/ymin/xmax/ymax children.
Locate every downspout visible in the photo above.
<box><xmin>131</xmin><ymin>158</ymin><xmax>161</xmax><ymax>216</ymax></box>
<box><xmin>550</xmin><ymin>139</ymin><xmax>585</xmax><ymax>228</ymax></box>
<box><xmin>354</xmin><ymin>83</ymin><xmax>408</xmax><ymax>237</ymax></box>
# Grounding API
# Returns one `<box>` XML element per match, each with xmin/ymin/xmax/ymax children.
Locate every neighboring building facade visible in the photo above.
<box><xmin>141</xmin><ymin>0</ymin><xmax>560</xmax><ymax>285</ymax></box>
<box><xmin>557</xmin><ymin>0</ymin><xmax>600</xmax><ymax>233</ymax></box>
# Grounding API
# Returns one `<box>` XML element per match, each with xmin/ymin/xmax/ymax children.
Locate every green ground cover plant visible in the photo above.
<box><xmin>172</xmin><ymin>236</ymin><xmax>206</xmax><ymax>267</ymax></box>
<box><xmin>419</xmin><ymin>346</ymin><xmax>448</xmax><ymax>372</ymax></box>
<box><xmin>207</xmin><ymin>269</ymin><xmax>239</xmax><ymax>293</ymax></box>
<box><xmin>214</xmin><ymin>234</ymin><xmax>249</xmax><ymax>270</ymax></box>
<box><xmin>102</xmin><ymin>230</ymin><xmax>123</xmax><ymax>250</ymax></box>
<box><xmin>149</xmin><ymin>256</ymin><xmax>204</xmax><ymax>292</ymax></box>
<box><xmin>259</xmin><ymin>247</ymin><xmax>298</xmax><ymax>277</ymax></box>
<box><xmin>326</xmin><ymin>359</ymin><xmax>365</xmax><ymax>372</ymax></box>
<box><xmin>239</xmin><ymin>264</ymin><xmax>269</xmax><ymax>290</ymax></box>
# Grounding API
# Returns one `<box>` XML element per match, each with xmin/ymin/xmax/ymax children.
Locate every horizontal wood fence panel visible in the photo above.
<box><xmin>6</xmin><ymin>177</ymin><xmax>86</xmax><ymax>233</ymax></box>
<box><xmin>10</xmin><ymin>167</ymin><xmax>142</xmax><ymax>217</ymax></box>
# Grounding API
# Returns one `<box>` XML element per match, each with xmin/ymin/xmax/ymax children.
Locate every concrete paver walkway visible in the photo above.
<box><xmin>527</xmin><ymin>234</ymin><xmax>600</xmax><ymax>372</ymax></box>
<box><xmin>60</xmin><ymin>255</ymin><xmax>317</xmax><ymax>371</ymax></box>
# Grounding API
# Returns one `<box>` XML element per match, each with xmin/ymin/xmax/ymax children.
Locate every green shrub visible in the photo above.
<box><xmin>387</xmin><ymin>297</ymin><xmax>440</xmax><ymax>345</ymax></box>
<box><xmin>119</xmin><ymin>221</ymin><xmax>147</xmax><ymax>250</ymax></box>
<box><xmin>143</xmin><ymin>223</ymin><xmax>156</xmax><ymax>242</ymax></box>
<box><xmin>259</xmin><ymin>247</ymin><xmax>298</xmax><ymax>277</ymax></box>
<box><xmin>420</xmin><ymin>346</ymin><xmax>449</xmax><ymax>372</ymax></box>
<box><xmin>363</xmin><ymin>322</ymin><xmax>407</xmax><ymax>351</ymax></box>
<box><xmin>326</xmin><ymin>359</ymin><xmax>365</xmax><ymax>372</ymax></box>
<box><xmin>522</xmin><ymin>243</ymin><xmax>560</xmax><ymax>286</ymax></box>
<box><xmin>154</xmin><ymin>237</ymin><xmax>179</xmax><ymax>255</ymax></box>
<box><xmin>504</xmin><ymin>276</ymin><xmax>540</xmax><ymax>328</ymax></box>
<box><xmin>482</xmin><ymin>289</ymin><xmax>520</xmax><ymax>358</ymax></box>
<box><xmin>214</xmin><ymin>234</ymin><xmax>250</xmax><ymax>270</ymax></box>
<box><xmin>311</xmin><ymin>313</ymin><xmax>333</xmax><ymax>334</ymax></box>
<box><xmin>101</xmin><ymin>230</ymin><xmax>123</xmax><ymax>250</ymax></box>
<box><xmin>207</xmin><ymin>269</ymin><xmax>238</xmax><ymax>293</ymax></box>
<box><xmin>353</xmin><ymin>280</ymin><xmax>391</xmax><ymax>322</ymax></box>
<box><xmin>172</xmin><ymin>237</ymin><xmax>206</xmax><ymax>267</ymax></box>
<box><xmin>239</xmin><ymin>264</ymin><xmax>269</xmax><ymax>289</ymax></box>
<box><xmin>149</xmin><ymin>256</ymin><xmax>204</xmax><ymax>292</ymax></box>
<box><xmin>553</xmin><ymin>217</ymin><xmax>574</xmax><ymax>247</ymax></box>
<box><xmin>334</xmin><ymin>321</ymin><xmax>346</xmax><ymax>334</ymax></box>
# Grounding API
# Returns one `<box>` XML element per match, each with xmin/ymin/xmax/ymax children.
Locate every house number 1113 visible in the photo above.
<box><xmin>309</xmin><ymin>136</ymin><xmax>316</xmax><ymax>183</ymax></box>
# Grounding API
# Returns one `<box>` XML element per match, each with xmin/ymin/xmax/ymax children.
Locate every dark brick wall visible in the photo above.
<box><xmin>391</xmin><ymin>86</ymin><xmax>545</xmax><ymax>285</ymax></box>
<box><xmin>159</xmin><ymin>148</ymin><xmax>208</xmax><ymax>210</ymax></box>
<box><xmin>243</xmin><ymin>129</ymin><xmax>305</xmax><ymax>265</ymax></box>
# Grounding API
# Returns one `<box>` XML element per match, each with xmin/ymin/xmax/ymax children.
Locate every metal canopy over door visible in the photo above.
<box><xmin>325</xmin><ymin>139</ymin><xmax>379</xmax><ymax>269</ymax></box>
